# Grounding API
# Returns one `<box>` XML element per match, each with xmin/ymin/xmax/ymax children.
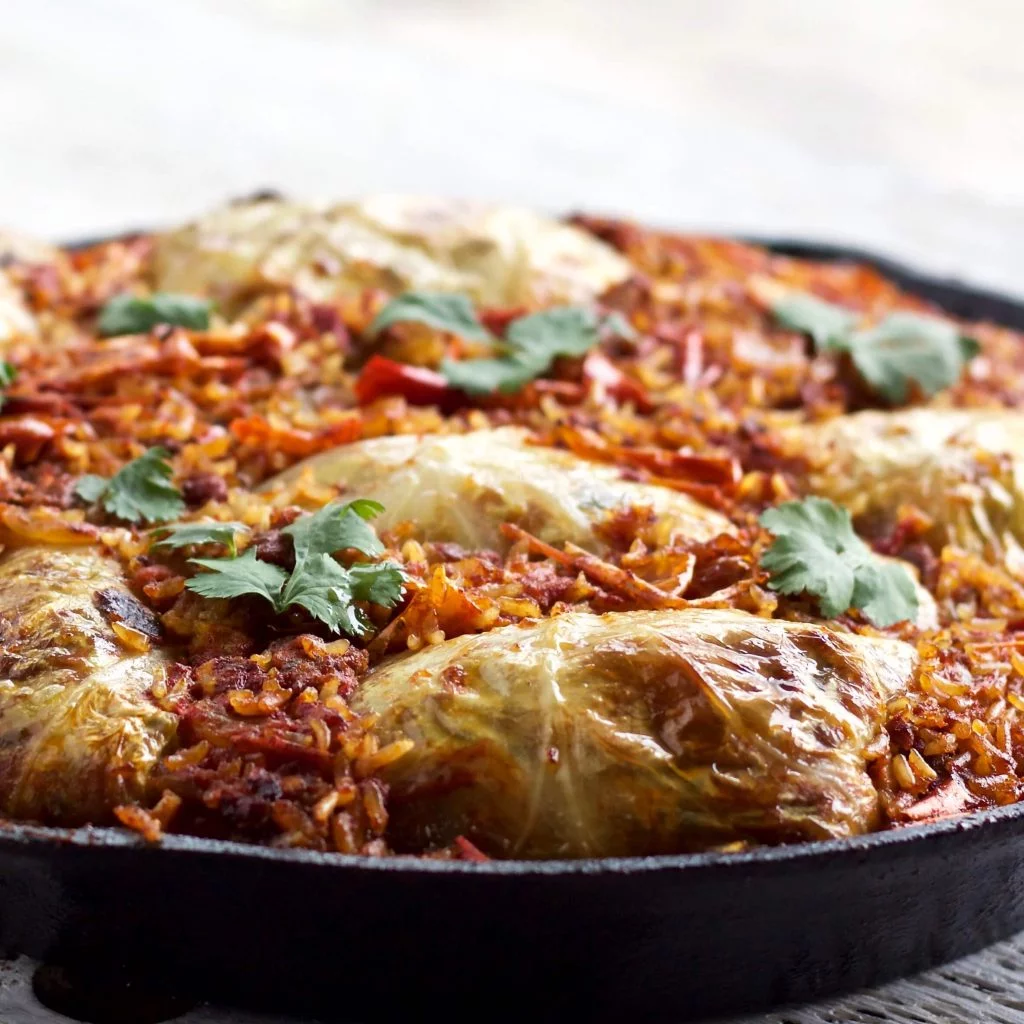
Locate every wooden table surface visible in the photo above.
<box><xmin>3</xmin><ymin>2</ymin><xmax>1024</xmax><ymax>1020</ymax></box>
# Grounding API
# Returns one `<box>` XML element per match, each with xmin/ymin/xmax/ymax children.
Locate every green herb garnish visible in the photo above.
<box><xmin>281</xmin><ymin>497</ymin><xmax>385</xmax><ymax>561</ymax></box>
<box><xmin>441</xmin><ymin>355</ymin><xmax>537</xmax><ymax>396</ymax></box>
<box><xmin>772</xmin><ymin>293</ymin><xmax>856</xmax><ymax>349</ymax></box>
<box><xmin>368</xmin><ymin>292</ymin><xmax>491</xmax><ymax>343</ymax></box>
<box><xmin>442</xmin><ymin>305</ymin><xmax>632</xmax><ymax>396</ymax></box>
<box><xmin>187</xmin><ymin>548</ymin><xmax>289</xmax><ymax>605</ymax></box>
<box><xmin>759</xmin><ymin>497</ymin><xmax>918</xmax><ymax>627</ymax></box>
<box><xmin>185</xmin><ymin>499</ymin><xmax>405</xmax><ymax>637</ymax></box>
<box><xmin>75</xmin><ymin>447</ymin><xmax>185</xmax><ymax>524</ymax></box>
<box><xmin>772</xmin><ymin>292</ymin><xmax>979</xmax><ymax>402</ymax></box>
<box><xmin>151</xmin><ymin>521</ymin><xmax>250</xmax><ymax>557</ymax></box>
<box><xmin>370</xmin><ymin>291</ymin><xmax>635</xmax><ymax>396</ymax></box>
<box><xmin>0</xmin><ymin>362</ymin><xmax>16</xmax><ymax>412</ymax></box>
<box><xmin>98</xmin><ymin>293</ymin><xmax>212</xmax><ymax>337</ymax></box>
<box><xmin>841</xmin><ymin>314</ymin><xmax>981</xmax><ymax>404</ymax></box>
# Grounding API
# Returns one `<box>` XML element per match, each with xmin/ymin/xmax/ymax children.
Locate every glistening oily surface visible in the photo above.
<box><xmin>0</xmin><ymin>195</ymin><xmax>1023</xmax><ymax>860</ymax></box>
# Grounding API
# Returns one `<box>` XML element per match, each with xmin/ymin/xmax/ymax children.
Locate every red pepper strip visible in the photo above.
<box><xmin>354</xmin><ymin>355</ymin><xmax>463</xmax><ymax>411</ymax></box>
<box><xmin>582</xmin><ymin>351</ymin><xmax>653</xmax><ymax>411</ymax></box>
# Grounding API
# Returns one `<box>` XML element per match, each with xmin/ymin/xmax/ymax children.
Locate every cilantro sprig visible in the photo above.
<box><xmin>281</xmin><ymin>497</ymin><xmax>385</xmax><ymax>561</ymax></box>
<box><xmin>368</xmin><ymin>293</ymin><xmax>491</xmax><ymax>343</ymax></box>
<box><xmin>844</xmin><ymin>315</ymin><xmax>981</xmax><ymax>403</ymax></box>
<box><xmin>368</xmin><ymin>290</ymin><xmax>635</xmax><ymax>396</ymax></box>
<box><xmin>773</xmin><ymin>293</ymin><xmax>856</xmax><ymax>348</ymax></box>
<box><xmin>441</xmin><ymin>307</ymin><xmax>633</xmax><ymax>396</ymax></box>
<box><xmin>772</xmin><ymin>292</ymin><xmax>979</xmax><ymax>403</ymax></box>
<box><xmin>151</xmin><ymin>521</ymin><xmax>250</xmax><ymax>557</ymax></box>
<box><xmin>98</xmin><ymin>292</ymin><xmax>212</xmax><ymax>337</ymax></box>
<box><xmin>75</xmin><ymin>447</ymin><xmax>185</xmax><ymax>525</ymax></box>
<box><xmin>188</xmin><ymin>548</ymin><xmax>289</xmax><ymax>605</ymax></box>
<box><xmin>759</xmin><ymin>497</ymin><xmax>918</xmax><ymax>628</ymax></box>
<box><xmin>184</xmin><ymin>499</ymin><xmax>406</xmax><ymax>637</ymax></box>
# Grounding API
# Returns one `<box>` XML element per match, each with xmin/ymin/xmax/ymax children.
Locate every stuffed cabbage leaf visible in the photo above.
<box><xmin>153</xmin><ymin>195</ymin><xmax>632</xmax><ymax>310</ymax></box>
<box><xmin>784</xmin><ymin>408</ymin><xmax>1024</xmax><ymax>557</ymax></box>
<box><xmin>354</xmin><ymin>608</ymin><xmax>918</xmax><ymax>858</ymax></box>
<box><xmin>265</xmin><ymin>426</ymin><xmax>734</xmax><ymax>554</ymax></box>
<box><xmin>0</xmin><ymin>547</ymin><xmax>177</xmax><ymax>823</ymax></box>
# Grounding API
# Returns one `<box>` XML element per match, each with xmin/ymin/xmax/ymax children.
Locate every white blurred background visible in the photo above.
<box><xmin>2</xmin><ymin>0</ymin><xmax>1022</xmax><ymax>292</ymax></box>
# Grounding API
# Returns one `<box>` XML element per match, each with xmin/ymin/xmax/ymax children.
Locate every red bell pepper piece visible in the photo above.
<box><xmin>354</xmin><ymin>355</ymin><xmax>462</xmax><ymax>410</ymax></box>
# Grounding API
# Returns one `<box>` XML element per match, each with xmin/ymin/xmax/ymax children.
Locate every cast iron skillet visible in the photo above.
<box><xmin>1</xmin><ymin>236</ymin><xmax>1022</xmax><ymax>1023</ymax></box>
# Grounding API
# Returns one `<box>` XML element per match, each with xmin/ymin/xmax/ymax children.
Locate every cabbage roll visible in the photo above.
<box><xmin>0</xmin><ymin>547</ymin><xmax>177</xmax><ymax>823</ymax></box>
<box><xmin>265</xmin><ymin>426</ymin><xmax>734</xmax><ymax>554</ymax></box>
<box><xmin>784</xmin><ymin>408</ymin><xmax>1024</xmax><ymax>556</ymax></box>
<box><xmin>354</xmin><ymin>609</ymin><xmax>917</xmax><ymax>858</ymax></box>
<box><xmin>153</xmin><ymin>195</ymin><xmax>632</xmax><ymax>310</ymax></box>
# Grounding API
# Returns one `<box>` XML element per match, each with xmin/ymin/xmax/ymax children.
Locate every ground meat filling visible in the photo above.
<box><xmin>140</xmin><ymin>636</ymin><xmax>403</xmax><ymax>853</ymax></box>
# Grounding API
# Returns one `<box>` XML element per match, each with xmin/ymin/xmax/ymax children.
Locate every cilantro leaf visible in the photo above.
<box><xmin>347</xmin><ymin>561</ymin><xmax>407</xmax><ymax>607</ymax></box>
<box><xmin>74</xmin><ymin>474</ymin><xmax>108</xmax><ymax>504</ymax></box>
<box><xmin>282</xmin><ymin>498</ymin><xmax>385</xmax><ymax>563</ymax></box>
<box><xmin>846</xmin><ymin>314</ymin><xmax>981</xmax><ymax>403</ymax></box>
<box><xmin>759</xmin><ymin>496</ymin><xmax>918</xmax><ymax>627</ymax></box>
<box><xmin>760</xmin><ymin>499</ymin><xmax>860</xmax><ymax>617</ymax></box>
<box><xmin>98</xmin><ymin>293</ymin><xmax>212</xmax><ymax>337</ymax></box>
<box><xmin>333</xmin><ymin>604</ymin><xmax>374</xmax><ymax>638</ymax></box>
<box><xmin>184</xmin><ymin>501</ymin><xmax>407</xmax><ymax>638</ymax></box>
<box><xmin>74</xmin><ymin>447</ymin><xmax>185</xmax><ymax>524</ymax></box>
<box><xmin>503</xmin><ymin>306</ymin><xmax>602</xmax><ymax>360</ymax></box>
<box><xmin>151</xmin><ymin>521</ymin><xmax>250</xmax><ymax>556</ymax></box>
<box><xmin>370</xmin><ymin>293</ymin><xmax>633</xmax><ymax>396</ymax></box>
<box><xmin>772</xmin><ymin>293</ymin><xmax>856</xmax><ymax>349</ymax></box>
<box><xmin>851</xmin><ymin>558</ymin><xmax>921</xmax><ymax>629</ymax></box>
<box><xmin>761</xmin><ymin>533</ymin><xmax>857</xmax><ymax>619</ymax></box>
<box><xmin>278</xmin><ymin>552</ymin><xmax>359</xmax><ymax>634</ymax></box>
<box><xmin>440</xmin><ymin>354</ymin><xmax>538</xmax><ymax>396</ymax></box>
<box><xmin>187</xmin><ymin>548</ymin><xmax>288</xmax><ymax>605</ymax></box>
<box><xmin>440</xmin><ymin>305</ymin><xmax>624</xmax><ymax>395</ymax></box>
<box><xmin>368</xmin><ymin>292</ymin><xmax>491</xmax><ymax>342</ymax></box>
<box><xmin>278</xmin><ymin>553</ymin><xmax>405</xmax><ymax>637</ymax></box>
<box><xmin>771</xmin><ymin>292</ymin><xmax>979</xmax><ymax>403</ymax></box>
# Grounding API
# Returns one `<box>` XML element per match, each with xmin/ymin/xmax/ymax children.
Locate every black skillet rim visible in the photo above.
<box><xmin>5</xmin><ymin>227</ymin><xmax>1020</xmax><ymax>878</ymax></box>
